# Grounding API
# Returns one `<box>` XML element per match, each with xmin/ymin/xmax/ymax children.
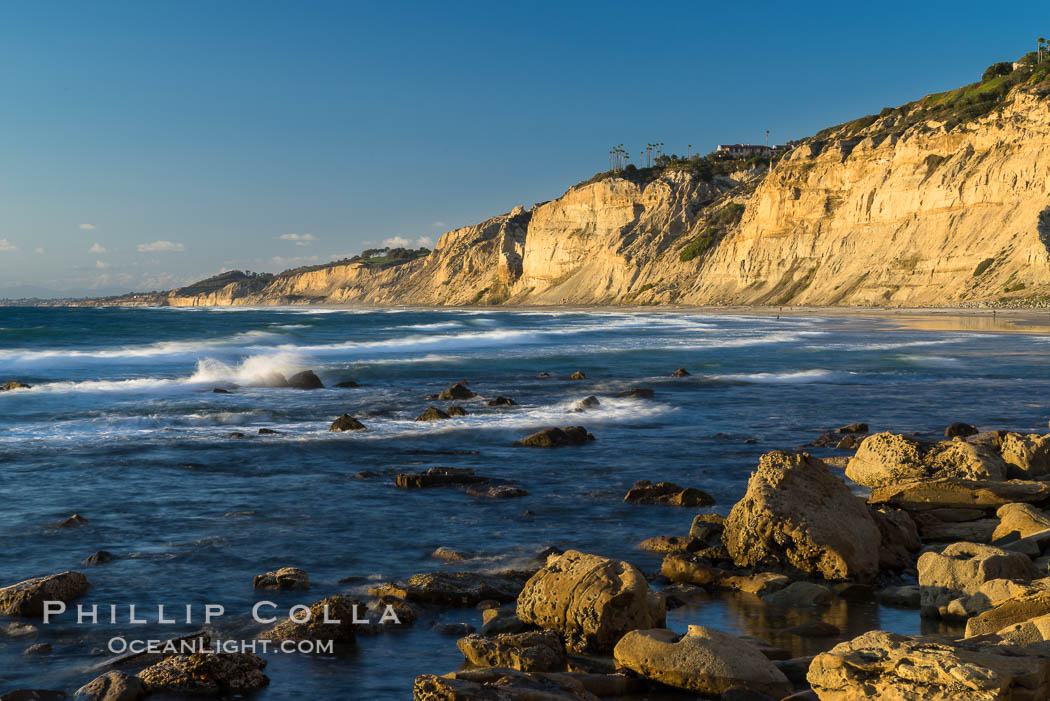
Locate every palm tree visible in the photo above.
<box><xmin>1040</xmin><ymin>37</ymin><xmax>1046</xmax><ymax>63</ymax></box>
<box><xmin>687</xmin><ymin>143</ymin><xmax>692</xmax><ymax>158</ymax></box>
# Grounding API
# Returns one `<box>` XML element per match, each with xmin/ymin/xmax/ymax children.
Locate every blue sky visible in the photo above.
<box><xmin>0</xmin><ymin>0</ymin><xmax>1045</xmax><ymax>296</ymax></box>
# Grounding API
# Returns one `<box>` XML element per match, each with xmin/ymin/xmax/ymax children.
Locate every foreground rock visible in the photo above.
<box><xmin>413</xmin><ymin>668</ymin><xmax>602</xmax><ymax>701</ymax></box>
<box><xmin>329</xmin><ymin>414</ymin><xmax>367</xmax><ymax>432</ymax></box>
<box><xmin>253</xmin><ymin>567</ymin><xmax>309</xmax><ymax>591</ymax></box>
<box><xmin>138</xmin><ymin>653</ymin><xmax>268</xmax><ymax>695</ymax></box>
<box><xmin>73</xmin><ymin>671</ymin><xmax>146</xmax><ymax>701</ymax></box>
<box><xmin>513</xmin><ymin>426</ymin><xmax>594</xmax><ymax>448</ymax></box>
<box><xmin>847</xmin><ymin>432</ymin><xmax>1007</xmax><ymax>488</ymax></box>
<box><xmin>623</xmin><ymin>480</ymin><xmax>714</xmax><ymax>507</ymax></box>
<box><xmin>808</xmin><ymin>630</ymin><xmax>1050</xmax><ymax>700</ymax></box>
<box><xmin>613</xmin><ymin>626</ymin><xmax>791</xmax><ymax>698</ymax></box>
<box><xmin>966</xmin><ymin>588</ymin><xmax>1050</xmax><ymax>637</ymax></box>
<box><xmin>1</xmin><ymin>381</ymin><xmax>31</xmax><ymax>391</ymax></box>
<box><xmin>1000</xmin><ymin>432</ymin><xmax>1050</xmax><ymax>477</ymax></box>
<box><xmin>373</xmin><ymin>571</ymin><xmax>522</xmax><ymax>605</ymax></box>
<box><xmin>396</xmin><ymin>467</ymin><xmax>488</xmax><ymax>489</ymax></box>
<box><xmin>724</xmin><ymin>451</ymin><xmax>880</xmax><ymax>581</ymax></box>
<box><xmin>0</xmin><ymin>571</ymin><xmax>88</xmax><ymax>617</ymax></box>
<box><xmin>516</xmin><ymin>550</ymin><xmax>664</xmax><ymax>653</ymax></box>
<box><xmin>261</xmin><ymin>595</ymin><xmax>359</xmax><ymax>642</ymax></box>
<box><xmin>286</xmin><ymin>370</ymin><xmax>324</xmax><ymax>389</ymax></box>
<box><xmin>917</xmin><ymin>542</ymin><xmax>1037</xmax><ymax>618</ymax></box>
<box><xmin>457</xmin><ymin>630</ymin><xmax>565</xmax><ymax>672</ymax></box>
<box><xmin>868</xmin><ymin>477</ymin><xmax>1050</xmax><ymax>510</ymax></box>
<box><xmin>438</xmin><ymin>382</ymin><xmax>477</xmax><ymax>400</ymax></box>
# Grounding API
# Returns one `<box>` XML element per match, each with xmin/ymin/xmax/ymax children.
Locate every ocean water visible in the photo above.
<box><xmin>1</xmin><ymin>306</ymin><xmax>1049</xmax><ymax>697</ymax></box>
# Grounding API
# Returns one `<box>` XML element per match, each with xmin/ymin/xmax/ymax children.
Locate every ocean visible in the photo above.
<box><xmin>2</xmin><ymin>306</ymin><xmax>1049</xmax><ymax>697</ymax></box>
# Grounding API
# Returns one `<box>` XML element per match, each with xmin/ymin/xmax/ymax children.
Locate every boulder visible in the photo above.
<box><xmin>286</xmin><ymin>370</ymin><xmax>323</xmax><ymax>389</ymax></box>
<box><xmin>868</xmin><ymin>478</ymin><xmax>1050</xmax><ymax>510</ymax></box>
<box><xmin>994</xmin><ymin>502</ymin><xmax>1050</xmax><ymax>544</ymax></box>
<box><xmin>917</xmin><ymin>542</ymin><xmax>1038</xmax><ymax>618</ymax></box>
<box><xmin>569</xmin><ymin>372</ymin><xmax>586</xmax><ymax>380</ymax></box>
<box><xmin>613</xmin><ymin>626</ymin><xmax>792</xmax><ymax>698</ymax></box>
<box><xmin>226</xmin><ymin>431</ymin><xmax>247</xmax><ymax>439</ymax></box>
<box><xmin>808</xmin><ymin>630</ymin><xmax>1050</xmax><ymax>700</ymax></box>
<box><xmin>660</xmin><ymin>553</ymin><xmax>791</xmax><ymax>596</ymax></box>
<box><xmin>623</xmin><ymin>480</ymin><xmax>714</xmax><ymax>507</ymax></box>
<box><xmin>835</xmin><ymin>434</ymin><xmax>864</xmax><ymax>451</ymax></box>
<box><xmin>438</xmin><ymin>382</ymin><xmax>477</xmax><ymax>400</ymax></box>
<box><xmin>760</xmin><ymin>582</ymin><xmax>834</xmax><ymax>607</ymax></box>
<box><xmin>690</xmin><ymin>513</ymin><xmax>725</xmax><ymax>540</ymax></box>
<box><xmin>486</xmin><ymin>396</ymin><xmax>516</xmax><ymax>407</ymax></box>
<box><xmin>82</xmin><ymin>551</ymin><xmax>114</xmax><ymax>566</ymax></box>
<box><xmin>723</xmin><ymin>451</ymin><xmax>880</xmax><ymax>581</ymax></box>
<box><xmin>573</xmin><ymin>396</ymin><xmax>600</xmax><ymax>411</ymax></box>
<box><xmin>257</xmin><ymin>428</ymin><xmax>278</xmax><ymax>435</ymax></box>
<box><xmin>261</xmin><ymin>595</ymin><xmax>359</xmax><ymax>642</ymax></box>
<box><xmin>413</xmin><ymin>669</ymin><xmax>600</xmax><ymax>701</ymax></box>
<box><xmin>1</xmin><ymin>381</ymin><xmax>31</xmax><ymax>391</ymax></box>
<box><xmin>516</xmin><ymin>550</ymin><xmax>665</xmax><ymax>653</ymax></box>
<box><xmin>456</xmin><ymin>630</ymin><xmax>566</xmax><ymax>672</ymax></box>
<box><xmin>1000</xmin><ymin>432</ymin><xmax>1050</xmax><ymax>478</ymax></box>
<box><xmin>638</xmin><ymin>535</ymin><xmax>703</xmax><ymax>554</ymax></box>
<box><xmin>60</xmin><ymin>514</ymin><xmax>88</xmax><ymax>527</ymax></box>
<box><xmin>252</xmin><ymin>567</ymin><xmax>309</xmax><ymax>591</ymax></box>
<box><xmin>137</xmin><ymin>653</ymin><xmax>268</xmax><ymax>695</ymax></box>
<box><xmin>446</xmin><ymin>405</ymin><xmax>468</xmax><ymax>417</ymax></box>
<box><xmin>0</xmin><ymin>571</ymin><xmax>88</xmax><ymax>617</ymax></box>
<box><xmin>416</xmin><ymin>407</ymin><xmax>451</xmax><ymax>421</ymax></box>
<box><xmin>871</xmin><ymin>506</ymin><xmax>921</xmax><ymax>570</ymax></box>
<box><xmin>396</xmin><ymin>467</ymin><xmax>488</xmax><ymax>489</ymax></box>
<box><xmin>616</xmin><ymin>388</ymin><xmax>654</xmax><ymax>399</ymax></box>
<box><xmin>846</xmin><ymin>432</ymin><xmax>1007</xmax><ymax>488</ymax></box>
<box><xmin>329</xmin><ymin>414</ymin><xmax>366</xmax><ymax>432</ymax></box>
<box><xmin>513</xmin><ymin>427</ymin><xmax>594</xmax><ymax>448</ymax></box>
<box><xmin>670</xmin><ymin>368</ymin><xmax>691</xmax><ymax>377</ymax></box>
<box><xmin>72</xmin><ymin>671</ymin><xmax>146</xmax><ymax>701</ymax></box>
<box><xmin>372</xmin><ymin>571</ymin><xmax>522</xmax><ymax>606</ymax></box>
<box><xmin>945</xmin><ymin>422</ymin><xmax>979</xmax><ymax>438</ymax></box>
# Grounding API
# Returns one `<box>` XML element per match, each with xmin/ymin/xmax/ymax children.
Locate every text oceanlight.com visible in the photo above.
<box><xmin>107</xmin><ymin>637</ymin><xmax>334</xmax><ymax>655</ymax></box>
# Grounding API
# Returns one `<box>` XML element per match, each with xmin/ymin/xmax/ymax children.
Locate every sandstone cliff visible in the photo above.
<box><xmin>158</xmin><ymin>78</ymin><xmax>1050</xmax><ymax>309</ymax></box>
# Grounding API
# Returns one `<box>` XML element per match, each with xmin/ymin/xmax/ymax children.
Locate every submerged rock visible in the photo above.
<box><xmin>0</xmin><ymin>571</ymin><xmax>89</xmax><ymax>617</ymax></box>
<box><xmin>569</xmin><ymin>371</ymin><xmax>586</xmax><ymax>380</ymax></box>
<box><xmin>82</xmin><ymin>551</ymin><xmax>114</xmax><ymax>566</ymax></box>
<box><xmin>253</xmin><ymin>567</ymin><xmax>310</xmax><ymax>591</ymax></box>
<box><xmin>1</xmin><ymin>381</ymin><xmax>32</xmax><ymax>391</ymax></box>
<box><xmin>513</xmin><ymin>426</ymin><xmax>594</xmax><ymax>448</ymax></box>
<box><xmin>138</xmin><ymin>652</ymin><xmax>268</xmax><ymax>695</ymax></box>
<box><xmin>613</xmin><ymin>626</ymin><xmax>792</xmax><ymax>698</ymax></box>
<box><xmin>334</xmin><ymin>380</ymin><xmax>360</xmax><ymax>388</ymax></box>
<box><xmin>60</xmin><ymin>514</ymin><xmax>88</xmax><ymax>527</ymax></box>
<box><xmin>329</xmin><ymin>414</ymin><xmax>367</xmax><ymax>432</ymax></box>
<box><xmin>286</xmin><ymin>370</ymin><xmax>324</xmax><ymax>389</ymax></box>
<box><xmin>516</xmin><ymin>550</ymin><xmax>664</xmax><ymax>653</ymax></box>
<box><xmin>395</xmin><ymin>467</ymin><xmax>488</xmax><ymax>489</ymax></box>
<box><xmin>416</xmin><ymin>407</ymin><xmax>451</xmax><ymax>421</ymax></box>
<box><xmin>724</xmin><ymin>451</ymin><xmax>880</xmax><ymax>581</ymax></box>
<box><xmin>670</xmin><ymin>368</ymin><xmax>691</xmax><ymax>377</ymax></box>
<box><xmin>438</xmin><ymin>382</ymin><xmax>477</xmax><ymax>400</ymax></box>
<box><xmin>616</xmin><ymin>388</ymin><xmax>654</xmax><ymax>399</ymax></box>
<box><xmin>623</xmin><ymin>480</ymin><xmax>714</xmax><ymax>507</ymax></box>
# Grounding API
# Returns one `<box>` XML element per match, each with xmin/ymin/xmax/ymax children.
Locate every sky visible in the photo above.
<box><xmin>0</xmin><ymin>0</ymin><xmax>1045</xmax><ymax>297</ymax></box>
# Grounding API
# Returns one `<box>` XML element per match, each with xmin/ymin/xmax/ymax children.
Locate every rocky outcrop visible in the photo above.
<box><xmin>1000</xmin><ymin>433</ymin><xmax>1050</xmax><ymax>477</ymax></box>
<box><xmin>613</xmin><ymin>626</ymin><xmax>792</xmax><ymax>698</ymax></box>
<box><xmin>724</xmin><ymin>451</ymin><xmax>880</xmax><ymax>581</ymax></box>
<box><xmin>846</xmin><ymin>432</ymin><xmax>1007</xmax><ymax>488</ymax></box>
<box><xmin>917</xmin><ymin>542</ymin><xmax>1038</xmax><ymax>618</ymax></box>
<box><xmin>456</xmin><ymin>630</ymin><xmax>565</xmax><ymax>672</ymax></box>
<box><xmin>329</xmin><ymin>414</ymin><xmax>366</xmax><ymax>432</ymax></box>
<box><xmin>623</xmin><ymin>480</ymin><xmax>714</xmax><ymax>506</ymax></box>
<box><xmin>0</xmin><ymin>571</ymin><xmax>88</xmax><ymax>617</ymax></box>
<box><xmin>513</xmin><ymin>427</ymin><xmax>594</xmax><ymax>448</ymax></box>
<box><xmin>808</xmin><ymin>630</ymin><xmax>1050</xmax><ymax>700</ymax></box>
<box><xmin>261</xmin><ymin>596</ymin><xmax>360</xmax><ymax>642</ymax></box>
<box><xmin>252</xmin><ymin>567</ymin><xmax>309</xmax><ymax>591</ymax></box>
<box><xmin>138</xmin><ymin>653</ymin><xmax>268</xmax><ymax>695</ymax></box>
<box><xmin>516</xmin><ymin>550</ymin><xmax>665</xmax><ymax>653</ymax></box>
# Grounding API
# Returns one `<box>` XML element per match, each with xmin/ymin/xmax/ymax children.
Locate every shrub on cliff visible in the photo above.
<box><xmin>982</xmin><ymin>62</ymin><xmax>1014</xmax><ymax>82</ymax></box>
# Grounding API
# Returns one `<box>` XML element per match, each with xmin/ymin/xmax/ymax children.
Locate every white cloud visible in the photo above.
<box><xmin>89</xmin><ymin>243</ymin><xmax>106</xmax><ymax>253</ymax></box>
<box><xmin>137</xmin><ymin>240</ymin><xmax>185</xmax><ymax>253</ymax></box>
<box><xmin>277</xmin><ymin>233</ymin><xmax>316</xmax><ymax>246</ymax></box>
<box><xmin>34</xmin><ymin>248</ymin><xmax>44</xmax><ymax>255</ymax></box>
<box><xmin>79</xmin><ymin>223</ymin><xmax>96</xmax><ymax>230</ymax></box>
<box><xmin>431</xmin><ymin>221</ymin><xmax>446</xmax><ymax>228</ymax></box>
<box><xmin>415</xmin><ymin>236</ymin><xmax>434</xmax><ymax>248</ymax></box>
<box><xmin>95</xmin><ymin>260</ymin><xmax>109</xmax><ymax>269</ymax></box>
<box><xmin>0</xmin><ymin>239</ymin><xmax>16</xmax><ymax>252</ymax></box>
<box><xmin>382</xmin><ymin>235</ymin><xmax>412</xmax><ymax>248</ymax></box>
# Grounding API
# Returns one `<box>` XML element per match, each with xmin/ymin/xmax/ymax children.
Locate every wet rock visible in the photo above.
<box><xmin>416</xmin><ymin>407</ymin><xmax>451</xmax><ymax>421</ymax></box>
<box><xmin>661</xmin><ymin>552</ymin><xmax>791</xmax><ymax>595</ymax></box>
<box><xmin>432</xmin><ymin>622</ymin><xmax>475</xmax><ymax>636</ymax></box>
<box><xmin>993</xmin><ymin>502</ymin><xmax>1050</xmax><ymax>543</ymax></box>
<box><xmin>623</xmin><ymin>480</ymin><xmax>714</xmax><ymax>507</ymax></box>
<box><xmin>876</xmin><ymin>584</ymin><xmax>921</xmax><ymax>608</ymax></box>
<box><xmin>286</xmin><ymin>370</ymin><xmax>324</xmax><ymax>389</ymax></box>
<box><xmin>226</xmin><ymin>432</ymin><xmax>247</xmax><ymax>439</ymax></box>
<box><xmin>569</xmin><ymin>371</ymin><xmax>586</xmax><ymax>380</ymax></box>
<box><xmin>261</xmin><ymin>595</ymin><xmax>360</xmax><ymax>642</ymax></box>
<box><xmin>23</xmin><ymin>642</ymin><xmax>51</xmax><ymax>656</ymax></box>
<box><xmin>3</xmin><ymin>622</ymin><xmax>37</xmax><ymax>637</ymax></box>
<box><xmin>760</xmin><ymin>582</ymin><xmax>834</xmax><ymax>607</ymax></box>
<box><xmin>252</xmin><ymin>567</ymin><xmax>309</xmax><ymax>591</ymax></box>
<box><xmin>1</xmin><ymin>381</ymin><xmax>32</xmax><ymax>391</ymax></box>
<box><xmin>396</xmin><ymin>467</ymin><xmax>488</xmax><ymax>489</ymax></box>
<box><xmin>431</xmin><ymin>547</ymin><xmax>472</xmax><ymax>562</ymax></box>
<box><xmin>945</xmin><ymin>422</ymin><xmax>979</xmax><ymax>438</ymax></box>
<box><xmin>513</xmin><ymin>426</ymin><xmax>594</xmax><ymax>448</ymax></box>
<box><xmin>457</xmin><ymin>630</ymin><xmax>566</xmax><ymax>672</ymax></box>
<box><xmin>486</xmin><ymin>396</ymin><xmax>516</xmax><ymax>407</ymax></box>
<box><xmin>847</xmin><ymin>432</ymin><xmax>1007</xmax><ymax>488</ymax></box>
<box><xmin>670</xmin><ymin>368</ymin><xmax>691</xmax><ymax>377</ymax></box>
<box><xmin>445</xmin><ymin>405</ymin><xmax>468</xmax><ymax>417</ymax></box>
<box><xmin>438</xmin><ymin>382</ymin><xmax>477</xmax><ymax>400</ymax></box>
<box><xmin>835</xmin><ymin>422</ymin><xmax>868</xmax><ymax>434</ymax></box>
<box><xmin>616</xmin><ymin>388</ymin><xmax>654</xmax><ymax>399</ymax></box>
<box><xmin>82</xmin><ymin>551</ymin><xmax>114</xmax><ymax>566</ymax></box>
<box><xmin>466</xmin><ymin>485</ymin><xmax>528</xmax><ymax>498</ymax></box>
<box><xmin>537</xmin><ymin>372</ymin><xmax>552</xmax><ymax>378</ymax></box>
<box><xmin>1000</xmin><ymin>432</ymin><xmax>1050</xmax><ymax>478</ymax></box>
<box><xmin>138</xmin><ymin>652</ymin><xmax>268</xmax><ymax>695</ymax></box>
<box><xmin>257</xmin><ymin>428</ymin><xmax>278</xmax><ymax>435</ymax></box>
<box><xmin>808</xmin><ymin>630</ymin><xmax>1050</xmax><ymax>700</ymax></box>
<box><xmin>329</xmin><ymin>414</ymin><xmax>367</xmax><ymax>432</ymax></box>
<box><xmin>73</xmin><ymin>671</ymin><xmax>146</xmax><ymax>701</ymax></box>
<box><xmin>372</xmin><ymin>571</ymin><xmax>522</xmax><ymax>606</ymax></box>
<box><xmin>211</xmin><ymin>388</ymin><xmax>230</xmax><ymax>394</ymax></box>
<box><xmin>368</xmin><ymin>595</ymin><xmax>418</xmax><ymax>628</ymax></box>
<box><xmin>917</xmin><ymin>541</ymin><xmax>1037</xmax><ymax>618</ymax></box>
<box><xmin>413</xmin><ymin>669</ymin><xmax>600</xmax><ymax>701</ymax></box>
<box><xmin>0</xmin><ymin>571</ymin><xmax>89</xmax><ymax>617</ymax></box>
<box><xmin>60</xmin><ymin>514</ymin><xmax>88</xmax><ymax>528</ymax></box>
<box><xmin>517</xmin><ymin>550</ymin><xmax>664</xmax><ymax>654</ymax></box>
<box><xmin>724</xmin><ymin>451</ymin><xmax>881</xmax><ymax>582</ymax></box>
<box><xmin>573</xmin><ymin>396</ymin><xmax>600</xmax><ymax>412</ymax></box>
<box><xmin>871</xmin><ymin>506</ymin><xmax>921</xmax><ymax>570</ymax></box>
<box><xmin>613</xmin><ymin>626</ymin><xmax>792</xmax><ymax>698</ymax></box>
<box><xmin>868</xmin><ymin>477</ymin><xmax>1050</xmax><ymax>509</ymax></box>
<box><xmin>638</xmin><ymin>535</ymin><xmax>703</xmax><ymax>553</ymax></box>
<box><xmin>335</xmin><ymin>380</ymin><xmax>360</xmax><ymax>388</ymax></box>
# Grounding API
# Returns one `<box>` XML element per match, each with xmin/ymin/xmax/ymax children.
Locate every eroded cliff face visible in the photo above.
<box><xmin>162</xmin><ymin>85</ymin><xmax>1050</xmax><ymax>308</ymax></box>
